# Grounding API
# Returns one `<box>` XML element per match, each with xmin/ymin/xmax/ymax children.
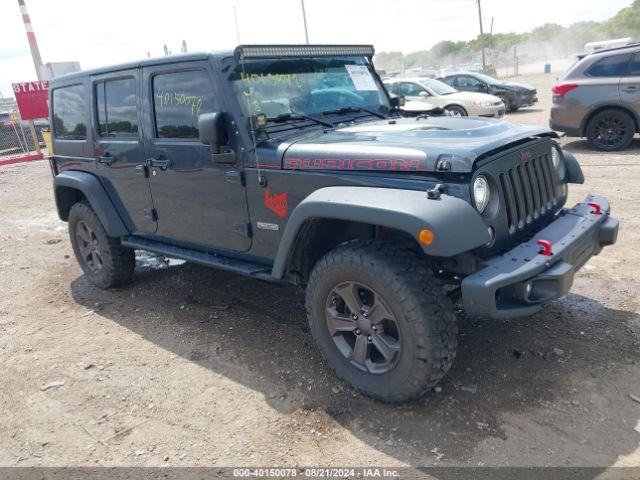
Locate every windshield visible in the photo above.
<box><xmin>420</xmin><ymin>78</ymin><xmax>457</xmax><ymax>95</ymax></box>
<box><xmin>229</xmin><ymin>56</ymin><xmax>390</xmax><ymax>121</ymax></box>
<box><xmin>471</xmin><ymin>73</ymin><xmax>500</xmax><ymax>85</ymax></box>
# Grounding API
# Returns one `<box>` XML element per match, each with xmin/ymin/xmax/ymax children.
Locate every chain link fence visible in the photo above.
<box><xmin>0</xmin><ymin>120</ymin><xmax>46</xmax><ymax>164</ymax></box>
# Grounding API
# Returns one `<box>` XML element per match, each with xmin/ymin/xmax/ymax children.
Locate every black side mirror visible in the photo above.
<box><xmin>390</xmin><ymin>96</ymin><xmax>405</xmax><ymax>108</ymax></box>
<box><xmin>198</xmin><ymin>112</ymin><xmax>227</xmax><ymax>153</ymax></box>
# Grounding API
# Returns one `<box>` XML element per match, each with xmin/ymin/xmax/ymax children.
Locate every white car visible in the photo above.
<box><xmin>384</xmin><ymin>77</ymin><xmax>505</xmax><ymax>118</ymax></box>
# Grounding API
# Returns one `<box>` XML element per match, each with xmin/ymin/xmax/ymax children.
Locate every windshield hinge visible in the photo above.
<box><xmin>426</xmin><ymin>184</ymin><xmax>446</xmax><ymax>200</ymax></box>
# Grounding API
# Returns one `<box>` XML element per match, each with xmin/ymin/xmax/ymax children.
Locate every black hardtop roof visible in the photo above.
<box><xmin>51</xmin><ymin>44</ymin><xmax>376</xmax><ymax>85</ymax></box>
<box><xmin>51</xmin><ymin>50</ymin><xmax>233</xmax><ymax>84</ymax></box>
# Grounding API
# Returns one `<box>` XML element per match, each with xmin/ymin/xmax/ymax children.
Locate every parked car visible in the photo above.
<box><xmin>384</xmin><ymin>77</ymin><xmax>505</xmax><ymax>118</ymax></box>
<box><xmin>438</xmin><ymin>72</ymin><xmax>538</xmax><ymax>112</ymax></box>
<box><xmin>550</xmin><ymin>43</ymin><xmax>640</xmax><ymax>151</ymax></box>
<box><xmin>49</xmin><ymin>45</ymin><xmax>618</xmax><ymax>403</ymax></box>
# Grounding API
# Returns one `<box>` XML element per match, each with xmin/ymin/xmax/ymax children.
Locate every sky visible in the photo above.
<box><xmin>0</xmin><ymin>0</ymin><xmax>633</xmax><ymax>98</ymax></box>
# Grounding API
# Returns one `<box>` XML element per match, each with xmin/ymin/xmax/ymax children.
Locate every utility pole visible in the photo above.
<box><xmin>17</xmin><ymin>0</ymin><xmax>44</xmax><ymax>80</ymax></box>
<box><xmin>233</xmin><ymin>6</ymin><xmax>241</xmax><ymax>44</ymax></box>
<box><xmin>300</xmin><ymin>0</ymin><xmax>310</xmax><ymax>44</ymax></box>
<box><xmin>477</xmin><ymin>0</ymin><xmax>486</xmax><ymax>74</ymax></box>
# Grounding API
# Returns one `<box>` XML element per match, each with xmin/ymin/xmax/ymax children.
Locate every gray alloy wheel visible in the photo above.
<box><xmin>74</xmin><ymin>220</ymin><xmax>104</xmax><ymax>273</ymax></box>
<box><xmin>325</xmin><ymin>280</ymin><xmax>402</xmax><ymax>374</ymax></box>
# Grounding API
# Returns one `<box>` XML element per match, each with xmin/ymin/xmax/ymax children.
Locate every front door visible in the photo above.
<box><xmin>92</xmin><ymin>70</ymin><xmax>157</xmax><ymax>234</ymax></box>
<box><xmin>141</xmin><ymin>62</ymin><xmax>251</xmax><ymax>252</ymax></box>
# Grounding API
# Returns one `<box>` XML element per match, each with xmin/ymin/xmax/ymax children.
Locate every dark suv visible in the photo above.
<box><xmin>439</xmin><ymin>72</ymin><xmax>538</xmax><ymax>112</ymax></box>
<box><xmin>49</xmin><ymin>45</ymin><xmax>618</xmax><ymax>402</ymax></box>
<box><xmin>550</xmin><ymin>43</ymin><xmax>640</xmax><ymax>151</ymax></box>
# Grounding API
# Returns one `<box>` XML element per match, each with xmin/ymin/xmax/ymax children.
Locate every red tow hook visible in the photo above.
<box><xmin>587</xmin><ymin>201</ymin><xmax>602</xmax><ymax>215</ymax></box>
<box><xmin>537</xmin><ymin>239</ymin><xmax>553</xmax><ymax>256</ymax></box>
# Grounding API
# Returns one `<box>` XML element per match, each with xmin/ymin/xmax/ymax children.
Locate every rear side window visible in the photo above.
<box><xmin>586</xmin><ymin>53</ymin><xmax>630</xmax><ymax>77</ymax></box>
<box><xmin>52</xmin><ymin>85</ymin><xmax>87</xmax><ymax>140</ymax></box>
<box><xmin>96</xmin><ymin>78</ymin><xmax>138</xmax><ymax>138</ymax></box>
<box><xmin>152</xmin><ymin>70</ymin><xmax>218</xmax><ymax>139</ymax></box>
<box><xmin>626</xmin><ymin>53</ymin><xmax>640</xmax><ymax>75</ymax></box>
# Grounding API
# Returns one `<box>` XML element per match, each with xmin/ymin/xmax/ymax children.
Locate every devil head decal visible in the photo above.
<box><xmin>264</xmin><ymin>189</ymin><xmax>288</xmax><ymax>218</ymax></box>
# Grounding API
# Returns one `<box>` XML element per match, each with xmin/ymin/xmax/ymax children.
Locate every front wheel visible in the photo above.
<box><xmin>68</xmin><ymin>200</ymin><xmax>135</xmax><ymax>288</ymax></box>
<box><xmin>446</xmin><ymin>105</ymin><xmax>467</xmax><ymax>117</ymax></box>
<box><xmin>306</xmin><ymin>240</ymin><xmax>457</xmax><ymax>402</ymax></box>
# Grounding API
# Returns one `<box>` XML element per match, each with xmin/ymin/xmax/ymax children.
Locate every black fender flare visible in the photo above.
<box><xmin>562</xmin><ymin>150</ymin><xmax>584</xmax><ymax>184</ymax></box>
<box><xmin>270</xmin><ymin>186</ymin><xmax>491</xmax><ymax>279</ymax></box>
<box><xmin>53</xmin><ymin>171</ymin><xmax>129</xmax><ymax>237</ymax></box>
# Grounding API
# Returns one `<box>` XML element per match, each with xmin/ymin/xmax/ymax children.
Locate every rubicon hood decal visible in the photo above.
<box><xmin>281</xmin><ymin>116</ymin><xmax>554</xmax><ymax>173</ymax></box>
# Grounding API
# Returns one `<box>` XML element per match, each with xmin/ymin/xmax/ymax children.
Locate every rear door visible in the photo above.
<box><xmin>141</xmin><ymin>61</ymin><xmax>251</xmax><ymax>252</ymax></box>
<box><xmin>92</xmin><ymin>70</ymin><xmax>157</xmax><ymax>234</ymax></box>
<box><xmin>620</xmin><ymin>52</ymin><xmax>640</xmax><ymax>111</ymax></box>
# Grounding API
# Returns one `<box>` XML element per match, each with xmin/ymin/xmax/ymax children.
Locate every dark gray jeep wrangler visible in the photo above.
<box><xmin>49</xmin><ymin>45</ymin><xmax>619</xmax><ymax>402</ymax></box>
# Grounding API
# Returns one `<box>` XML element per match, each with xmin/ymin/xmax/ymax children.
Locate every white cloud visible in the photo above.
<box><xmin>0</xmin><ymin>0</ymin><xmax>632</xmax><ymax>97</ymax></box>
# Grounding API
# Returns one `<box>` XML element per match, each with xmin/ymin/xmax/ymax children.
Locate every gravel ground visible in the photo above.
<box><xmin>0</xmin><ymin>73</ymin><xmax>638</xmax><ymax>471</ymax></box>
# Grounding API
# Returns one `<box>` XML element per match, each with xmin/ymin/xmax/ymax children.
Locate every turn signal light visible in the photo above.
<box><xmin>418</xmin><ymin>229</ymin><xmax>435</xmax><ymax>245</ymax></box>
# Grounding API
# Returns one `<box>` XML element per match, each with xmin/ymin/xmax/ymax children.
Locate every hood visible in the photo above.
<box><xmin>499</xmin><ymin>81</ymin><xmax>536</xmax><ymax>92</ymax></box>
<box><xmin>279</xmin><ymin>116</ymin><xmax>554</xmax><ymax>174</ymax></box>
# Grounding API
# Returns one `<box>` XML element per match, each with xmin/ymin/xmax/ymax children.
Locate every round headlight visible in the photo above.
<box><xmin>473</xmin><ymin>175</ymin><xmax>490</xmax><ymax>213</ymax></box>
<box><xmin>551</xmin><ymin>145</ymin><xmax>566</xmax><ymax>180</ymax></box>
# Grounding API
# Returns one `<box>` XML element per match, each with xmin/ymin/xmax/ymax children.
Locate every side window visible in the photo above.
<box><xmin>398</xmin><ymin>82</ymin><xmax>424</xmax><ymax>96</ymax></box>
<box><xmin>457</xmin><ymin>76</ymin><xmax>480</xmax><ymax>88</ymax></box>
<box><xmin>586</xmin><ymin>53</ymin><xmax>630</xmax><ymax>77</ymax></box>
<box><xmin>96</xmin><ymin>78</ymin><xmax>138</xmax><ymax>138</ymax></box>
<box><xmin>441</xmin><ymin>77</ymin><xmax>454</xmax><ymax>86</ymax></box>
<box><xmin>626</xmin><ymin>53</ymin><xmax>640</xmax><ymax>76</ymax></box>
<box><xmin>152</xmin><ymin>70</ymin><xmax>218</xmax><ymax>139</ymax></box>
<box><xmin>52</xmin><ymin>84</ymin><xmax>87</xmax><ymax>140</ymax></box>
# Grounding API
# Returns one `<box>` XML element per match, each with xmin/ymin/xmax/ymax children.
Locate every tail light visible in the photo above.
<box><xmin>552</xmin><ymin>83</ymin><xmax>579</xmax><ymax>97</ymax></box>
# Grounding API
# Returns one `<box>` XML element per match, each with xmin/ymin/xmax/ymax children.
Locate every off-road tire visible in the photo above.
<box><xmin>586</xmin><ymin>109</ymin><xmax>635</xmax><ymax>151</ymax></box>
<box><xmin>306</xmin><ymin>239</ymin><xmax>457</xmax><ymax>403</ymax></box>
<box><xmin>68</xmin><ymin>200</ymin><xmax>135</xmax><ymax>288</ymax></box>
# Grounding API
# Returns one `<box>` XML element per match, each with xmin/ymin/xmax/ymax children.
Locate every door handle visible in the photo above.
<box><xmin>624</xmin><ymin>85</ymin><xmax>638</xmax><ymax>92</ymax></box>
<box><xmin>97</xmin><ymin>152</ymin><xmax>113</xmax><ymax>165</ymax></box>
<box><xmin>147</xmin><ymin>157</ymin><xmax>171</xmax><ymax>170</ymax></box>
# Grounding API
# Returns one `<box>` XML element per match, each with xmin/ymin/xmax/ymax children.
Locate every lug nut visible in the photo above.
<box><xmin>367</xmin><ymin>335</ymin><xmax>372</xmax><ymax>342</ymax></box>
<box><xmin>352</xmin><ymin>314</ymin><xmax>358</xmax><ymax>320</ymax></box>
<box><xmin>372</xmin><ymin>325</ymin><xmax>377</xmax><ymax>331</ymax></box>
<box><xmin>355</xmin><ymin>329</ymin><xmax>361</xmax><ymax>335</ymax></box>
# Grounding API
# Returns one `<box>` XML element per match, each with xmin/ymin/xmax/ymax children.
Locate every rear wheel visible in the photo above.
<box><xmin>306</xmin><ymin>240</ymin><xmax>457</xmax><ymax>403</ymax></box>
<box><xmin>68</xmin><ymin>201</ymin><xmax>135</xmax><ymax>288</ymax></box>
<box><xmin>586</xmin><ymin>109</ymin><xmax>635</xmax><ymax>151</ymax></box>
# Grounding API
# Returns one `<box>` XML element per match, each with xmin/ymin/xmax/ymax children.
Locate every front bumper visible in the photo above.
<box><xmin>476</xmin><ymin>105</ymin><xmax>506</xmax><ymax>118</ymax></box>
<box><xmin>461</xmin><ymin>195</ymin><xmax>618</xmax><ymax>319</ymax></box>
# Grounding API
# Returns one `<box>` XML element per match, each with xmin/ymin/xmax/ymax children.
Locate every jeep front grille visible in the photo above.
<box><xmin>497</xmin><ymin>152</ymin><xmax>560</xmax><ymax>234</ymax></box>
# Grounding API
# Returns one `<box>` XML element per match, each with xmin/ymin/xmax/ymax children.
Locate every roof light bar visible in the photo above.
<box><xmin>234</xmin><ymin>45</ymin><xmax>375</xmax><ymax>60</ymax></box>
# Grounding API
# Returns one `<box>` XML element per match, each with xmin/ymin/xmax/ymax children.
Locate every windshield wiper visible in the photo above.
<box><xmin>269</xmin><ymin>111</ymin><xmax>334</xmax><ymax>128</ymax></box>
<box><xmin>322</xmin><ymin>106</ymin><xmax>387</xmax><ymax>119</ymax></box>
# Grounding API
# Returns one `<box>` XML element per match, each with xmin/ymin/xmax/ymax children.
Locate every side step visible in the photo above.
<box><xmin>121</xmin><ymin>237</ymin><xmax>275</xmax><ymax>281</ymax></box>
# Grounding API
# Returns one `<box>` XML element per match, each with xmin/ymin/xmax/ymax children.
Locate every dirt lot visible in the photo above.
<box><xmin>0</xmin><ymin>73</ymin><xmax>639</xmax><ymax>472</ymax></box>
